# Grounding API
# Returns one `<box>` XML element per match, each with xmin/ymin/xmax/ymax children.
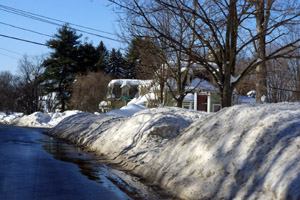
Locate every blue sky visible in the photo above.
<box><xmin>0</xmin><ymin>0</ymin><xmax>122</xmax><ymax>74</ymax></box>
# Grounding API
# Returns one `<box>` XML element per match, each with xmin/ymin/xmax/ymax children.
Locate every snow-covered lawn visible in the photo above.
<box><xmin>1</xmin><ymin>102</ymin><xmax>300</xmax><ymax>199</ymax></box>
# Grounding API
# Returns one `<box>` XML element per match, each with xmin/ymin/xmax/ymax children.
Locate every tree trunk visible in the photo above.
<box><xmin>254</xmin><ymin>0</ymin><xmax>272</xmax><ymax>103</ymax></box>
<box><xmin>159</xmin><ymin>81</ymin><xmax>164</xmax><ymax>104</ymax></box>
<box><xmin>220</xmin><ymin>83</ymin><xmax>233</xmax><ymax>108</ymax></box>
<box><xmin>176</xmin><ymin>95</ymin><xmax>184</xmax><ymax>108</ymax></box>
<box><xmin>61</xmin><ymin>98</ymin><xmax>66</xmax><ymax>112</ymax></box>
<box><xmin>255</xmin><ymin>61</ymin><xmax>267</xmax><ymax>103</ymax></box>
<box><xmin>255</xmin><ymin>26</ymin><xmax>268</xmax><ymax>103</ymax></box>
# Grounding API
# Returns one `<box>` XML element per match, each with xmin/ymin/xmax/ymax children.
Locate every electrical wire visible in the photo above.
<box><xmin>0</xmin><ymin>52</ymin><xmax>19</xmax><ymax>60</ymax></box>
<box><xmin>0</xmin><ymin>3</ymin><xmax>116</xmax><ymax>36</ymax></box>
<box><xmin>0</xmin><ymin>34</ymin><xmax>48</xmax><ymax>46</ymax></box>
<box><xmin>0</xmin><ymin>21</ymin><xmax>52</xmax><ymax>38</ymax></box>
<box><xmin>0</xmin><ymin>4</ymin><xmax>121</xmax><ymax>42</ymax></box>
<box><xmin>0</xmin><ymin>47</ymin><xmax>23</xmax><ymax>56</ymax></box>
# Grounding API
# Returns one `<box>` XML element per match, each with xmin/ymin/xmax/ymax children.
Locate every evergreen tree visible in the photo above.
<box><xmin>95</xmin><ymin>41</ymin><xmax>109</xmax><ymax>72</ymax></box>
<box><xmin>41</xmin><ymin>24</ymin><xmax>81</xmax><ymax>111</ymax></box>
<box><xmin>78</xmin><ymin>42</ymin><xmax>99</xmax><ymax>73</ymax></box>
<box><xmin>106</xmin><ymin>48</ymin><xmax>125</xmax><ymax>78</ymax></box>
<box><xmin>124</xmin><ymin>38</ymin><xmax>141</xmax><ymax>79</ymax></box>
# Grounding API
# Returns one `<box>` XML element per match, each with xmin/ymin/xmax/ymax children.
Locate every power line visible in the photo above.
<box><xmin>0</xmin><ymin>47</ymin><xmax>23</xmax><ymax>56</ymax></box>
<box><xmin>0</xmin><ymin>33</ymin><xmax>48</xmax><ymax>46</ymax></box>
<box><xmin>0</xmin><ymin>7</ymin><xmax>121</xmax><ymax>42</ymax></box>
<box><xmin>0</xmin><ymin>3</ymin><xmax>116</xmax><ymax>36</ymax></box>
<box><xmin>0</xmin><ymin>52</ymin><xmax>19</xmax><ymax>60</ymax></box>
<box><xmin>0</xmin><ymin>4</ymin><xmax>122</xmax><ymax>42</ymax></box>
<box><xmin>0</xmin><ymin>21</ymin><xmax>52</xmax><ymax>38</ymax></box>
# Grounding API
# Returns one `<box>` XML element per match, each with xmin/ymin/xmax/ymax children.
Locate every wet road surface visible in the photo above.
<box><xmin>0</xmin><ymin>125</ymin><xmax>132</xmax><ymax>200</ymax></box>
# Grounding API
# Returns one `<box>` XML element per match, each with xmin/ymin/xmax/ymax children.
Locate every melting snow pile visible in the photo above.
<box><xmin>0</xmin><ymin>111</ymin><xmax>81</xmax><ymax>128</ymax></box>
<box><xmin>0</xmin><ymin>112</ymin><xmax>24</xmax><ymax>125</ymax></box>
<box><xmin>47</xmin><ymin>107</ymin><xmax>206</xmax><ymax>158</ymax></box>
<box><xmin>17</xmin><ymin>110</ymin><xmax>82</xmax><ymax>127</ymax></box>
<box><xmin>46</xmin><ymin>103</ymin><xmax>300</xmax><ymax>199</ymax></box>
<box><xmin>0</xmin><ymin>103</ymin><xmax>147</xmax><ymax>128</ymax></box>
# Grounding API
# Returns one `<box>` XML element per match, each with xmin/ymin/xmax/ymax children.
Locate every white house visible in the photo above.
<box><xmin>182</xmin><ymin>79</ymin><xmax>221</xmax><ymax>113</ymax></box>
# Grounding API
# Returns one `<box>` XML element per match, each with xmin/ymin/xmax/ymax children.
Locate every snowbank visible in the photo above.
<box><xmin>46</xmin><ymin>103</ymin><xmax>300</xmax><ymax>200</ymax></box>
<box><xmin>47</xmin><ymin>107</ymin><xmax>205</xmax><ymax>155</ymax></box>
<box><xmin>105</xmin><ymin>103</ymin><xmax>148</xmax><ymax>117</ymax></box>
<box><xmin>0</xmin><ymin>111</ymin><xmax>81</xmax><ymax>128</ymax></box>
<box><xmin>0</xmin><ymin>102</ymin><xmax>147</xmax><ymax>127</ymax></box>
<box><xmin>18</xmin><ymin>110</ymin><xmax>82</xmax><ymax>127</ymax></box>
<box><xmin>140</xmin><ymin>103</ymin><xmax>300</xmax><ymax>199</ymax></box>
<box><xmin>0</xmin><ymin>112</ymin><xmax>24</xmax><ymax>125</ymax></box>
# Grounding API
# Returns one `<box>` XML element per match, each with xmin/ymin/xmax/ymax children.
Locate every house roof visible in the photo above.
<box><xmin>187</xmin><ymin>78</ymin><xmax>218</xmax><ymax>91</ymax></box>
<box><xmin>108</xmin><ymin>79</ymin><xmax>153</xmax><ymax>89</ymax></box>
<box><xmin>184</xmin><ymin>93</ymin><xmax>194</xmax><ymax>101</ymax></box>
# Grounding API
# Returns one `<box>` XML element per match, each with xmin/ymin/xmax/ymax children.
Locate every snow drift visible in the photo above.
<box><xmin>46</xmin><ymin>103</ymin><xmax>300</xmax><ymax>199</ymax></box>
<box><xmin>47</xmin><ymin>107</ymin><xmax>206</xmax><ymax>159</ymax></box>
<box><xmin>0</xmin><ymin>103</ymin><xmax>147</xmax><ymax>128</ymax></box>
<box><xmin>0</xmin><ymin>112</ymin><xmax>23</xmax><ymax>125</ymax></box>
<box><xmin>0</xmin><ymin>111</ymin><xmax>81</xmax><ymax>128</ymax></box>
<box><xmin>18</xmin><ymin>110</ymin><xmax>83</xmax><ymax>127</ymax></box>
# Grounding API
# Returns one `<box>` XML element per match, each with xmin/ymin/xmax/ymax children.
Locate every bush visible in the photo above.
<box><xmin>70</xmin><ymin>71</ymin><xmax>111</xmax><ymax>112</ymax></box>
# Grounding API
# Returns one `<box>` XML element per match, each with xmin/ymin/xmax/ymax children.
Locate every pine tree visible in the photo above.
<box><xmin>95</xmin><ymin>41</ymin><xmax>109</xmax><ymax>72</ymax></box>
<box><xmin>41</xmin><ymin>24</ymin><xmax>81</xmax><ymax>111</ymax></box>
<box><xmin>106</xmin><ymin>48</ymin><xmax>125</xmax><ymax>78</ymax></box>
<box><xmin>78</xmin><ymin>42</ymin><xmax>99</xmax><ymax>73</ymax></box>
<box><xmin>124</xmin><ymin>38</ymin><xmax>141</xmax><ymax>79</ymax></box>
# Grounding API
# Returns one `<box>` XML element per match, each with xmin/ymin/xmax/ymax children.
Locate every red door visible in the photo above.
<box><xmin>197</xmin><ymin>94</ymin><xmax>207</xmax><ymax>111</ymax></box>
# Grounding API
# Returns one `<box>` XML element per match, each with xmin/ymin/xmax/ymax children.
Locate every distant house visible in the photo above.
<box><xmin>103</xmin><ymin>77</ymin><xmax>221</xmax><ymax>113</ymax></box>
<box><xmin>166</xmin><ymin>61</ymin><xmax>221</xmax><ymax>112</ymax></box>
<box><xmin>104</xmin><ymin>79</ymin><xmax>154</xmax><ymax>110</ymax></box>
<box><xmin>103</xmin><ymin>61</ymin><xmax>223</xmax><ymax>112</ymax></box>
<box><xmin>182</xmin><ymin>79</ymin><xmax>221</xmax><ymax>113</ymax></box>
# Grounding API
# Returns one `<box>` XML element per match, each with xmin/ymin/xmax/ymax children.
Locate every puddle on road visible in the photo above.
<box><xmin>40</xmin><ymin>137</ymin><xmax>102</xmax><ymax>182</ymax></box>
<box><xmin>38</xmin><ymin>136</ymin><xmax>163</xmax><ymax>200</ymax></box>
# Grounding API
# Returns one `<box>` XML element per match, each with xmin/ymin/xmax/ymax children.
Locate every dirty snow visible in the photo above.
<box><xmin>1</xmin><ymin>102</ymin><xmax>300</xmax><ymax>200</ymax></box>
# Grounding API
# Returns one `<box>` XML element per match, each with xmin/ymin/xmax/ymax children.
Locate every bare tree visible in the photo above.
<box><xmin>266</xmin><ymin>28</ymin><xmax>300</xmax><ymax>102</ymax></box>
<box><xmin>283</xmin><ymin>26</ymin><xmax>300</xmax><ymax>101</ymax></box>
<box><xmin>132</xmin><ymin>37</ymin><xmax>166</xmax><ymax>104</ymax></box>
<box><xmin>0</xmin><ymin>71</ymin><xmax>21</xmax><ymax>112</ymax></box>
<box><xmin>267</xmin><ymin>58</ymin><xmax>293</xmax><ymax>102</ymax></box>
<box><xmin>115</xmin><ymin>1</ymin><xmax>204</xmax><ymax>107</ymax></box>
<box><xmin>246</xmin><ymin>0</ymin><xmax>300</xmax><ymax>103</ymax></box>
<box><xmin>110</xmin><ymin>0</ymin><xmax>300</xmax><ymax>108</ymax></box>
<box><xmin>17</xmin><ymin>54</ymin><xmax>45</xmax><ymax>114</ymax></box>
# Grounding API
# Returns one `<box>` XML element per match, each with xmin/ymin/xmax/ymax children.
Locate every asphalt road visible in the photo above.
<box><xmin>0</xmin><ymin>125</ymin><xmax>132</xmax><ymax>200</ymax></box>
